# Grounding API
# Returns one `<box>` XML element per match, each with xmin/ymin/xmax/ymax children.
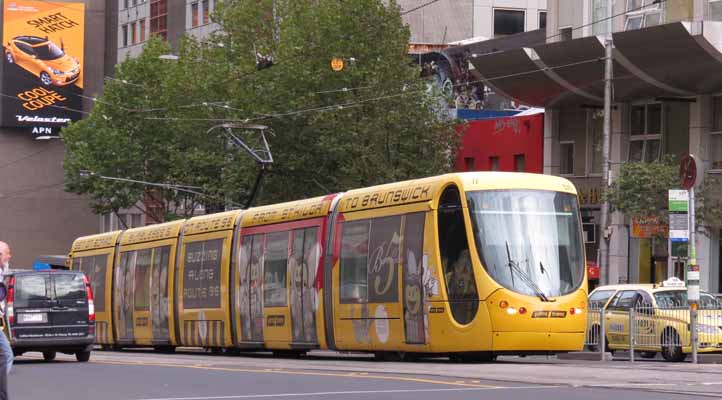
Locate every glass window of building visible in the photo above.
<box><xmin>202</xmin><ymin>0</ymin><xmax>210</xmax><ymax>24</ymax></box>
<box><xmin>628</xmin><ymin>104</ymin><xmax>663</xmax><ymax>162</ymax></box>
<box><xmin>625</xmin><ymin>0</ymin><xmax>663</xmax><ymax>30</ymax></box>
<box><xmin>560</xmin><ymin>27</ymin><xmax>572</xmax><ymax>41</ymax></box>
<box><xmin>514</xmin><ymin>154</ymin><xmax>526</xmax><ymax>172</ymax></box>
<box><xmin>560</xmin><ymin>142</ymin><xmax>574</xmax><ymax>175</ymax></box>
<box><xmin>191</xmin><ymin>2</ymin><xmax>199</xmax><ymax>27</ymax></box>
<box><xmin>493</xmin><ymin>9</ymin><xmax>525</xmax><ymax>38</ymax></box>
<box><xmin>489</xmin><ymin>156</ymin><xmax>500</xmax><ymax>171</ymax></box>
<box><xmin>123</xmin><ymin>0</ymin><xmax>129</xmax><ymax>9</ymax></box>
<box><xmin>122</xmin><ymin>24</ymin><xmax>128</xmax><ymax>47</ymax></box>
<box><xmin>139</xmin><ymin>19</ymin><xmax>146</xmax><ymax>42</ymax></box>
<box><xmin>588</xmin><ymin>110</ymin><xmax>603</xmax><ymax>174</ymax></box>
<box><xmin>712</xmin><ymin>96</ymin><xmax>722</xmax><ymax>170</ymax></box>
<box><xmin>464</xmin><ymin>157</ymin><xmax>474</xmax><ymax>171</ymax></box>
<box><xmin>150</xmin><ymin>0</ymin><xmax>168</xmax><ymax>40</ymax></box>
<box><xmin>592</xmin><ymin>0</ymin><xmax>608</xmax><ymax>35</ymax></box>
<box><xmin>131</xmin><ymin>22</ymin><xmax>137</xmax><ymax>44</ymax></box>
<box><xmin>711</xmin><ymin>0</ymin><xmax>722</xmax><ymax>21</ymax></box>
<box><xmin>539</xmin><ymin>11</ymin><xmax>547</xmax><ymax>29</ymax></box>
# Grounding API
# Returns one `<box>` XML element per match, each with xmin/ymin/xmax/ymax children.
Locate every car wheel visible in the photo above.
<box><xmin>40</xmin><ymin>72</ymin><xmax>52</xmax><ymax>86</ymax></box>
<box><xmin>76</xmin><ymin>350</ymin><xmax>91</xmax><ymax>362</ymax></box>
<box><xmin>661</xmin><ymin>329</ymin><xmax>686</xmax><ymax>362</ymax></box>
<box><xmin>42</xmin><ymin>351</ymin><xmax>56</xmax><ymax>362</ymax></box>
<box><xmin>5</xmin><ymin>51</ymin><xmax>14</xmax><ymax>64</ymax></box>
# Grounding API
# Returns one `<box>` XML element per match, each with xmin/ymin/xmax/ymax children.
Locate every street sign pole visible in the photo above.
<box><xmin>599</xmin><ymin>1</ymin><xmax>614</xmax><ymax>285</ymax></box>
<box><xmin>680</xmin><ymin>153</ymin><xmax>702</xmax><ymax>364</ymax></box>
<box><xmin>689</xmin><ymin>187</ymin><xmax>698</xmax><ymax>364</ymax></box>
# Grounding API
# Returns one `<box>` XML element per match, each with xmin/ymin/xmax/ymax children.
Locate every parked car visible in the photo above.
<box><xmin>3</xmin><ymin>35</ymin><xmax>81</xmax><ymax>86</ymax></box>
<box><xmin>2</xmin><ymin>269</ymin><xmax>95</xmax><ymax>362</ymax></box>
<box><xmin>587</xmin><ymin>277</ymin><xmax>722</xmax><ymax>362</ymax></box>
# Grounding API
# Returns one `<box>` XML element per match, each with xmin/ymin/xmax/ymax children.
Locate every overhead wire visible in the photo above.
<box><xmin>42</xmin><ymin>0</ymin><xmax>670</xmax><ymax>125</ymax></box>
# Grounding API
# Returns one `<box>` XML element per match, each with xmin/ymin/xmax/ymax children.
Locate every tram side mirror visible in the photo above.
<box><xmin>0</xmin><ymin>282</ymin><xmax>7</xmax><ymax>302</ymax></box>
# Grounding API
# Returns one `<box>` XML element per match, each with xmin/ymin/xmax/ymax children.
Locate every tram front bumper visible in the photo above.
<box><xmin>492</xmin><ymin>331</ymin><xmax>585</xmax><ymax>352</ymax></box>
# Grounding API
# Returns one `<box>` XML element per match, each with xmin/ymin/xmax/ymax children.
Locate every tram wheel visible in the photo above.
<box><xmin>154</xmin><ymin>346</ymin><xmax>175</xmax><ymax>354</ymax></box>
<box><xmin>450</xmin><ymin>352</ymin><xmax>496</xmax><ymax>363</ymax></box>
<box><xmin>223</xmin><ymin>348</ymin><xmax>241</xmax><ymax>356</ymax></box>
<box><xmin>272</xmin><ymin>350</ymin><xmax>305</xmax><ymax>358</ymax></box>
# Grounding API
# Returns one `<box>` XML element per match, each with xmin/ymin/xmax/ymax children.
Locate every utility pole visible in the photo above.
<box><xmin>599</xmin><ymin>0</ymin><xmax>614</xmax><ymax>285</ymax></box>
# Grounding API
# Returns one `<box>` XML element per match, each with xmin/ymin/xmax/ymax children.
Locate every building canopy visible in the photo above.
<box><xmin>469</xmin><ymin>22</ymin><xmax>722</xmax><ymax>107</ymax></box>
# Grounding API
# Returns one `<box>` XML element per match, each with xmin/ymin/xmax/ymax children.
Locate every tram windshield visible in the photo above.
<box><xmin>467</xmin><ymin>190</ymin><xmax>584</xmax><ymax>298</ymax></box>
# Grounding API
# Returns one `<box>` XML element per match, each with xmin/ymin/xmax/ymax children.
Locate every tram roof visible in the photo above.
<box><xmin>336</xmin><ymin>172</ymin><xmax>577</xmax><ymax>213</ymax></box>
<box><xmin>241</xmin><ymin>195</ymin><xmax>335</xmax><ymax>228</ymax></box>
<box><xmin>120</xmin><ymin>220</ymin><xmax>185</xmax><ymax>245</ymax></box>
<box><xmin>70</xmin><ymin>231</ymin><xmax>122</xmax><ymax>252</ymax></box>
<box><xmin>184</xmin><ymin>210</ymin><xmax>242</xmax><ymax>235</ymax></box>
<box><xmin>456</xmin><ymin>172</ymin><xmax>577</xmax><ymax>194</ymax></box>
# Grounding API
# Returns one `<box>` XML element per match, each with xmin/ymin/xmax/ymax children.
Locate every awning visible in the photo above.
<box><xmin>469</xmin><ymin>21</ymin><xmax>722</xmax><ymax>107</ymax></box>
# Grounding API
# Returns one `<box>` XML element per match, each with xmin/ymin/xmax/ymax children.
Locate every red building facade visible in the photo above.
<box><xmin>455</xmin><ymin>113</ymin><xmax>544</xmax><ymax>173</ymax></box>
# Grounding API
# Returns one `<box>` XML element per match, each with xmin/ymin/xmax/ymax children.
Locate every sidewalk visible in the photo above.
<box><xmin>559</xmin><ymin>350</ymin><xmax>722</xmax><ymax>363</ymax></box>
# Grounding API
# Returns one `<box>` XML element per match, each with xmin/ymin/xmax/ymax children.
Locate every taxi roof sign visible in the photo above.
<box><xmin>661</xmin><ymin>277</ymin><xmax>685</xmax><ymax>287</ymax></box>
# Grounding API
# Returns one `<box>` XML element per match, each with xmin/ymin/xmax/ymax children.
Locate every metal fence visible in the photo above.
<box><xmin>584</xmin><ymin>303</ymin><xmax>722</xmax><ymax>362</ymax></box>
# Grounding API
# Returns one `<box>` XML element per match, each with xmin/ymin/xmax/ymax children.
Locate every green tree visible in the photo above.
<box><xmin>63</xmin><ymin>0</ymin><xmax>459</xmax><ymax>219</ymax></box>
<box><xmin>606</xmin><ymin>155</ymin><xmax>722</xmax><ymax>236</ymax></box>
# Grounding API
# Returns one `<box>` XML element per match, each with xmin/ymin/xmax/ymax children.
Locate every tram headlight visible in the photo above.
<box><xmin>570</xmin><ymin>307</ymin><xmax>583</xmax><ymax>315</ymax></box>
<box><xmin>506</xmin><ymin>307</ymin><xmax>518</xmax><ymax>315</ymax></box>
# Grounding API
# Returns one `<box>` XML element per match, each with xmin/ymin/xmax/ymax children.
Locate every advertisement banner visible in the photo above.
<box><xmin>2</xmin><ymin>0</ymin><xmax>85</xmax><ymax>134</ymax></box>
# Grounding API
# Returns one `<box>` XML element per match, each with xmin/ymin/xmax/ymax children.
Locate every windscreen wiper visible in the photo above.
<box><xmin>505</xmin><ymin>242</ymin><xmax>554</xmax><ymax>302</ymax></box>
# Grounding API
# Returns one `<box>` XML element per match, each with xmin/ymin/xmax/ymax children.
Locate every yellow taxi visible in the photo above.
<box><xmin>587</xmin><ymin>277</ymin><xmax>722</xmax><ymax>362</ymax></box>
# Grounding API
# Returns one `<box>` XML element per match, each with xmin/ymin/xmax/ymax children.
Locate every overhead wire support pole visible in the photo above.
<box><xmin>599</xmin><ymin>0</ymin><xmax>614</xmax><ymax>286</ymax></box>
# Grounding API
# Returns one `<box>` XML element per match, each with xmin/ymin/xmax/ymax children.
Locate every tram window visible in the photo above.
<box><xmin>340</xmin><ymin>221</ymin><xmax>370</xmax><ymax>303</ymax></box>
<box><xmin>368</xmin><ymin>216</ymin><xmax>400</xmax><ymax>303</ymax></box>
<box><xmin>91</xmin><ymin>255</ymin><xmax>108</xmax><ymax>312</ymax></box>
<box><xmin>183</xmin><ymin>239</ymin><xmax>223</xmax><ymax>309</ymax></box>
<box><xmin>437</xmin><ymin>185</ymin><xmax>478</xmax><ymax>325</ymax></box>
<box><xmin>264</xmin><ymin>231</ymin><xmax>289</xmax><ymax>307</ymax></box>
<box><xmin>75</xmin><ymin>255</ymin><xmax>108</xmax><ymax>312</ymax></box>
<box><xmin>134</xmin><ymin>249</ymin><xmax>152</xmax><ymax>311</ymax></box>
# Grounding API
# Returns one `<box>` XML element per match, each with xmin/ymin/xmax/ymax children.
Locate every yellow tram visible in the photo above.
<box><xmin>69</xmin><ymin>172</ymin><xmax>588</xmax><ymax>360</ymax></box>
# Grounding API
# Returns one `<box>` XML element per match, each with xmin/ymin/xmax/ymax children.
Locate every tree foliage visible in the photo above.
<box><xmin>62</xmin><ymin>0</ymin><xmax>459</xmax><ymax>220</ymax></box>
<box><xmin>606</xmin><ymin>155</ymin><xmax>722</xmax><ymax>236</ymax></box>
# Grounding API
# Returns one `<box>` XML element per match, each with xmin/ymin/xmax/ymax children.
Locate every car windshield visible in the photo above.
<box><xmin>467</xmin><ymin>190</ymin><xmax>585</xmax><ymax>298</ymax></box>
<box><xmin>654</xmin><ymin>290</ymin><xmax>722</xmax><ymax>309</ymax></box>
<box><xmin>33</xmin><ymin>42</ymin><xmax>64</xmax><ymax>60</ymax></box>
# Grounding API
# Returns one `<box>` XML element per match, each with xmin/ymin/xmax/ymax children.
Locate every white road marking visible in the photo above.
<box><xmin>138</xmin><ymin>386</ymin><xmax>558</xmax><ymax>400</ymax></box>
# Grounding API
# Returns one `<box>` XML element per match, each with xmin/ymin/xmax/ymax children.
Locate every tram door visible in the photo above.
<box><xmin>150</xmin><ymin>246</ymin><xmax>171</xmax><ymax>343</ymax></box>
<box><xmin>239</xmin><ymin>234</ymin><xmax>264</xmax><ymax>343</ymax></box>
<box><xmin>115</xmin><ymin>251</ymin><xmax>136</xmax><ymax>343</ymax></box>
<box><xmin>290</xmin><ymin>227</ymin><xmax>319</xmax><ymax>344</ymax></box>
<box><xmin>402</xmin><ymin>213</ymin><xmax>426</xmax><ymax>344</ymax></box>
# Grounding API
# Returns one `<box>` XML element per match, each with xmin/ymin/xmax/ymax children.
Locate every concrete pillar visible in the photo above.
<box><xmin>689</xmin><ymin>95</ymin><xmax>714</xmax><ymax>291</ymax></box>
<box><xmin>609</xmin><ymin>104</ymin><xmax>629</xmax><ymax>284</ymax></box>
<box><xmin>544</xmin><ymin>107</ymin><xmax>561</xmax><ymax>175</ymax></box>
<box><xmin>608</xmin><ymin>103</ymin><xmax>630</xmax><ymax>283</ymax></box>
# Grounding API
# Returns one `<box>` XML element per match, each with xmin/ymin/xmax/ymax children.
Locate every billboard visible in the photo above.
<box><xmin>2</xmin><ymin>1</ymin><xmax>85</xmax><ymax>135</ymax></box>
